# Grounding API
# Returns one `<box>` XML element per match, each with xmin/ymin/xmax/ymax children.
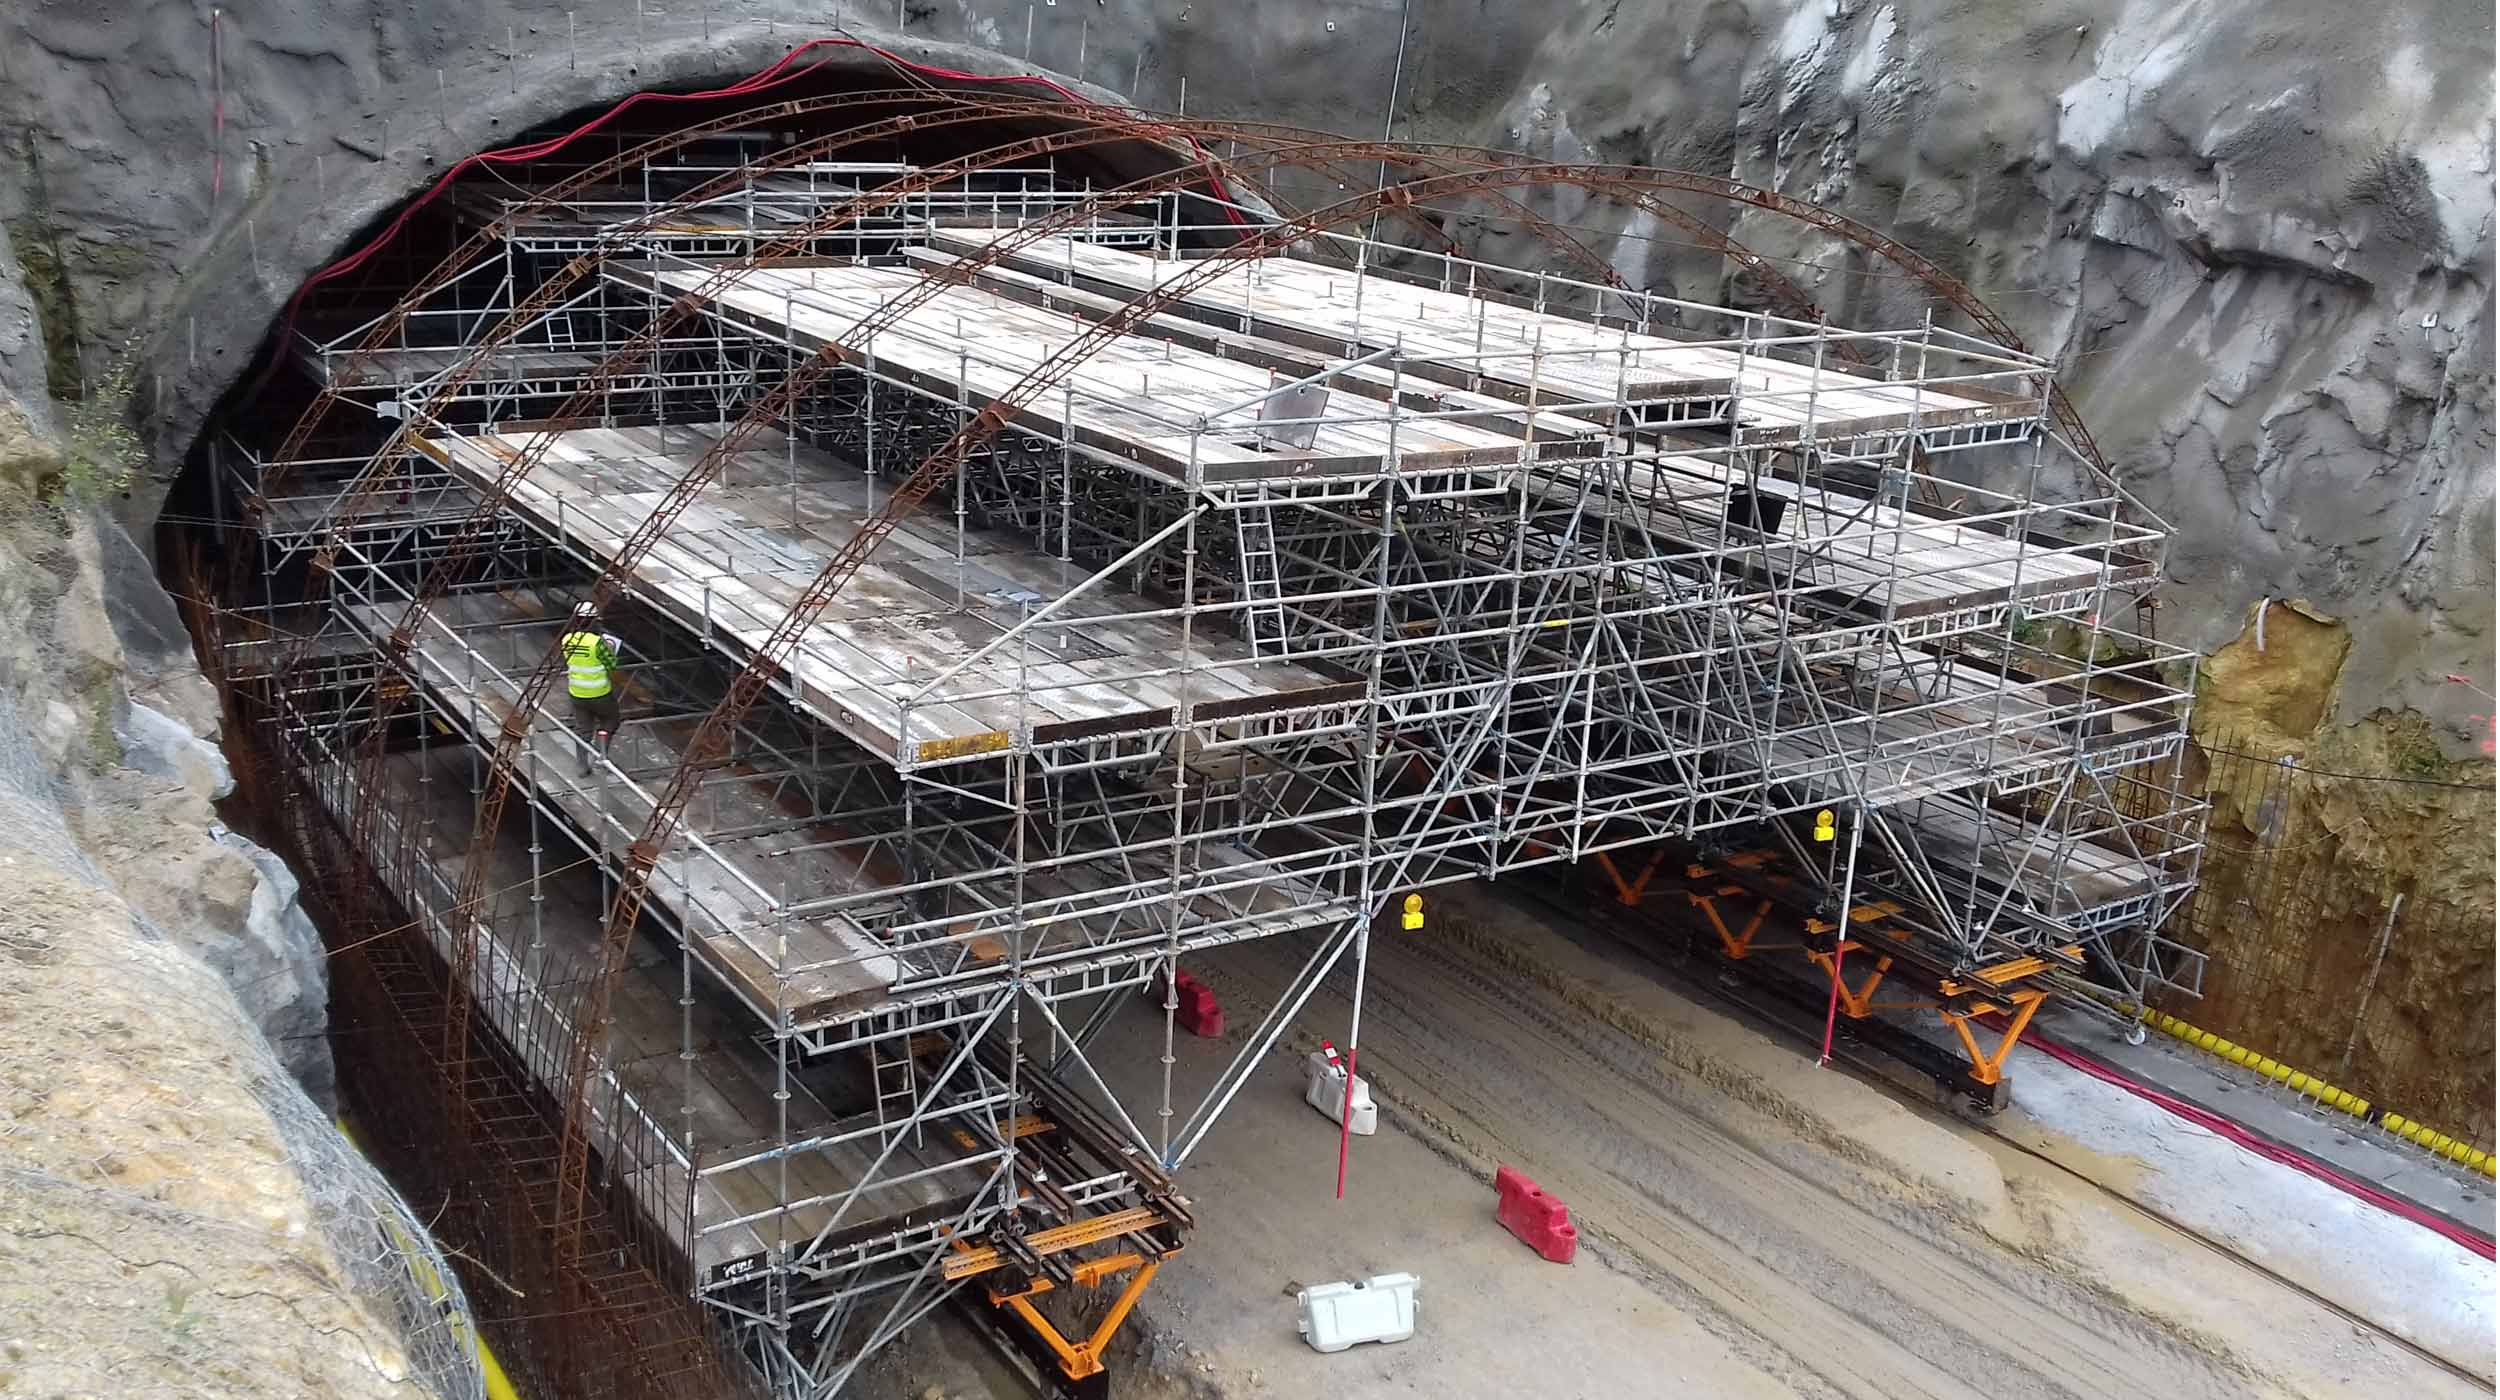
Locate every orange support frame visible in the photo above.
<box><xmin>1803</xmin><ymin>943</ymin><xmax>1893</xmax><ymax>1019</ymax></box>
<box><xmin>990</xmin><ymin>1253</ymin><xmax>1164</xmax><ymax>1383</ymax></box>
<box><xmin>1936</xmin><ymin>988</ymin><xmax>2045</xmax><ymax>1086</ymax></box>
<box><xmin>1594</xmin><ymin>848</ymin><xmax>1667</xmax><ymax>905</ymax></box>
<box><xmin>1683</xmin><ymin>887</ymin><xmax>1776</xmax><ymax>959</ymax></box>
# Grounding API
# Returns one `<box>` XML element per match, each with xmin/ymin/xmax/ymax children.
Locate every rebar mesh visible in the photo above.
<box><xmin>180</xmin><ymin>543</ymin><xmax>759</xmax><ymax>1400</ymax></box>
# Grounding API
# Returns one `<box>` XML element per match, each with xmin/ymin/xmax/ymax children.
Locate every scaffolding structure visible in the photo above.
<box><xmin>198</xmin><ymin>103</ymin><xmax>2207</xmax><ymax>1400</ymax></box>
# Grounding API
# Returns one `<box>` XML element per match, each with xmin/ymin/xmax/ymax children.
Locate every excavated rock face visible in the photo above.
<box><xmin>2</xmin><ymin>0</ymin><xmax>2483</xmax><ymax>731</ymax></box>
<box><xmin>1463</xmin><ymin>0</ymin><xmax>2494</xmax><ymax>744</ymax></box>
<box><xmin>0</xmin><ymin>204</ymin><xmax>445</xmax><ymax>1395</ymax></box>
<box><xmin>0</xmin><ymin>772</ymin><xmax>432</xmax><ymax>1399</ymax></box>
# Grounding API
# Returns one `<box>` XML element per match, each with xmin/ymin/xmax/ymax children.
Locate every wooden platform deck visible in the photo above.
<box><xmin>1507</xmin><ymin>460</ymin><xmax>2141</xmax><ymax>637</ymax></box>
<box><xmin>415</xmin><ymin>423</ymin><xmax>1352</xmax><ymax>764</ymax></box>
<box><xmin>930</xmin><ymin>231</ymin><xmax>2036</xmax><ymax>443</ymax></box>
<box><xmin>607</xmin><ymin>259</ymin><xmax>2121</xmax><ymax>631</ymax></box>
<box><xmin>253</xmin><ymin>473</ymin><xmax>479</xmax><ymax>539</ymax></box>
<box><xmin>1584</xmin><ymin>451</ymin><xmax>2150</xmax><ymax>623</ymax></box>
<box><xmin>899</xmin><ymin>247</ymin><xmax>1620</xmax><ymax>452</ymax></box>
<box><xmin>1883</xmin><ymin>792</ymin><xmax>2168</xmax><ymax>929</ymax></box>
<box><xmin>350</xmin><ymin>590</ymin><xmax>908</xmax><ymax>1026</ymax></box>
<box><xmin>354</xmin><ymin>579</ymin><xmax>1358</xmax><ymax>1020</ymax></box>
<box><xmin>910</xmin><ymin>245</ymin><xmax>2133</xmax><ymax>626</ymax></box>
<box><xmin>610</xmin><ymin>260</ymin><xmax>1570</xmax><ymax>483</ymax></box>
<box><xmin>294</xmin><ymin>341</ymin><xmax>609</xmax><ymax>392</ymax></box>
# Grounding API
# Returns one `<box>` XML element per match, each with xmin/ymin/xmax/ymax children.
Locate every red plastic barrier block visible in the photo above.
<box><xmin>1493</xmin><ymin>1164</ymin><xmax>1577</xmax><ymax>1264</ymax></box>
<box><xmin>1171</xmin><ymin>971</ymin><xmax>1224</xmax><ymax>1038</ymax></box>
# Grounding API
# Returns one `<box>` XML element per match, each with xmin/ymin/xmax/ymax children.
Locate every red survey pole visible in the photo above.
<box><xmin>1322</xmin><ymin>1037</ymin><xmax>1359</xmax><ymax>1199</ymax></box>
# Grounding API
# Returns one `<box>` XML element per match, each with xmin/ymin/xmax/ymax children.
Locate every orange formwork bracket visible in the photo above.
<box><xmin>994</xmin><ymin>1254</ymin><xmax>1163</xmax><ymax>1384</ymax></box>
<box><xmin>1594</xmin><ymin>848</ymin><xmax>1667</xmax><ymax>905</ymax></box>
<box><xmin>1937</xmin><ymin>987</ymin><xmax>2045</xmax><ymax>1087</ymax></box>
<box><xmin>1804</xmin><ymin>944</ymin><xmax>1892</xmax><ymax>1019</ymax></box>
<box><xmin>1684</xmin><ymin>888</ymin><xmax>1775</xmax><ymax>959</ymax></box>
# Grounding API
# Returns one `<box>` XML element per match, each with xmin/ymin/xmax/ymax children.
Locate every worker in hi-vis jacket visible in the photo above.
<box><xmin>561</xmin><ymin>601</ymin><xmax>624</xmax><ymax>775</ymax></box>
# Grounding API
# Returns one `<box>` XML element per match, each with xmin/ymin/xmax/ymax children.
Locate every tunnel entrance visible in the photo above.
<box><xmin>169</xmin><ymin>65</ymin><xmax>2206</xmax><ymax>1400</ymax></box>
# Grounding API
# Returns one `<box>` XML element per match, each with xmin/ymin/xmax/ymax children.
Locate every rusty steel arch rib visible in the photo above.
<box><xmin>290</xmin><ymin>106</ymin><xmax>1927</xmax><ymax>658</ymax></box>
<box><xmin>267</xmin><ymin>93</ymin><xmax>2092</xmax><ymax>511</ymax></box>
<box><xmin>407</xmin><ymin>135</ymin><xmax>1359</xmax><ymax>1074</ymax></box>
<box><xmin>1585</xmin><ymin>167</ymin><xmax>2104</xmax><ymax>475</ymax></box>
<box><xmin>1193</xmin><ymin>121</ymin><xmax>2100</xmax><ymax>464</ymax></box>
<box><xmin>282</xmin><ymin>119</ymin><xmax>2120</xmax><ymax>1299</ymax></box>
<box><xmin>263</xmin><ymin>88</ymin><xmax>988</xmax><ymax>497</ymax></box>
<box><xmin>458</xmin><ymin>154</ymin><xmax>2127</xmax><ymax>1291</ymax></box>
<box><xmin>533</xmin><ymin>145</ymin><xmax>1534</xmax><ymax>1284</ymax></box>
<box><xmin>541</xmin><ymin>157</ymin><xmax>1852</xmax><ymax>1287</ymax></box>
<box><xmin>282</xmin><ymin>111</ymin><xmax>1581</xmax><ymax>683</ymax></box>
<box><xmin>1233</xmin><ymin>147</ymin><xmax>1865</xmax><ymax>365</ymax></box>
<box><xmin>297</xmin><ymin>107</ymin><xmax>1359</xmax><ymax>865</ymax></box>
<box><xmin>259</xmin><ymin>88</ymin><xmax>1299</xmax><ymax>499</ymax></box>
<box><xmin>356</xmin><ymin>143</ymin><xmax>2113</xmax><ymax>1135</ymax></box>
<box><xmin>1158</xmin><ymin>117</ymin><xmax>1866</xmax><ymax>366</ymax></box>
<box><xmin>398</xmin><ymin>127</ymin><xmax>1853</xmax><ymax>1095</ymax></box>
<box><xmin>316</xmin><ymin>108</ymin><xmax>1238</xmax><ymax>940</ymax></box>
<box><xmin>276</xmin><ymin>94</ymin><xmax>1216</xmax><ymax>609</ymax></box>
<box><xmin>415</xmin><ymin>133</ymin><xmax>1442</xmax><ymax>1101</ymax></box>
<box><xmin>325</xmin><ymin>125</ymin><xmax>1479</xmax><ymax>1087</ymax></box>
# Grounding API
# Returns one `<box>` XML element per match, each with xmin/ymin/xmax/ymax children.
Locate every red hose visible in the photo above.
<box><xmin>2025</xmin><ymin>1030</ymin><xmax>2494</xmax><ymax>1261</ymax></box>
<box><xmin>272</xmin><ymin>33</ymin><xmax>1243</xmax><ymax>357</ymax></box>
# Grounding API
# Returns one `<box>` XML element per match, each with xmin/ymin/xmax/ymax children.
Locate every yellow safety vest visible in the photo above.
<box><xmin>560</xmin><ymin>631</ymin><xmax>614</xmax><ymax>699</ymax></box>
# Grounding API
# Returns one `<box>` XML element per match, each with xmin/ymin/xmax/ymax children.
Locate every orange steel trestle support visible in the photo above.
<box><xmin>1684</xmin><ymin>886</ymin><xmax>1780</xmax><ymax>959</ymax></box>
<box><xmin>1605</xmin><ymin>846</ymin><xmax>2072</xmax><ymax>1102</ymax></box>
<box><xmin>986</xmin><ymin>1252</ymin><xmax>1164</xmax><ymax>1385</ymax></box>
<box><xmin>1803</xmin><ymin>941</ymin><xmax>1894</xmax><ymax>1019</ymax></box>
<box><xmin>1936</xmin><ymin>987</ymin><xmax>2047</xmax><ymax>1086</ymax></box>
<box><xmin>1593</xmin><ymin>848</ymin><xmax>1667</xmax><ymax>906</ymax></box>
<box><xmin>1651</xmin><ymin>851</ymin><xmax>1793</xmax><ymax>960</ymax></box>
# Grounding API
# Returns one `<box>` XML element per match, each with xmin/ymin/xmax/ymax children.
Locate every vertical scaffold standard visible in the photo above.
<box><xmin>196</xmin><ymin>94</ymin><xmax>2205</xmax><ymax>1398</ymax></box>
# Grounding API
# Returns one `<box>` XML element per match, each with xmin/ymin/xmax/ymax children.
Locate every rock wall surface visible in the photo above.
<box><xmin>1462</xmin><ymin>0</ymin><xmax>2494</xmax><ymax>746</ymax></box>
<box><xmin>0</xmin><ymin>2</ymin><xmax>2486</xmax><ymax>719</ymax></box>
<box><xmin>0</xmin><ymin>423</ymin><xmax>465</xmax><ymax>1393</ymax></box>
<box><xmin>0</xmin><ymin>703</ymin><xmax>445</xmax><ymax>1398</ymax></box>
<box><xmin>0</xmin><ymin>131</ymin><xmax>467</xmax><ymax>1400</ymax></box>
<box><xmin>0</xmin><ymin>0</ymin><xmax>2487</xmax><ymax>1386</ymax></box>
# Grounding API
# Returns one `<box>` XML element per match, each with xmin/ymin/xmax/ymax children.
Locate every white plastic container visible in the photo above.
<box><xmin>1297</xmin><ymin>1273</ymin><xmax>1419</xmax><ymax>1353</ymax></box>
<box><xmin>1303</xmin><ymin>1049</ymin><xmax>1377</xmax><ymax>1135</ymax></box>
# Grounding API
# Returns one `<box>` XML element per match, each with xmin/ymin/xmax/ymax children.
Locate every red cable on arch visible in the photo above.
<box><xmin>272</xmin><ymin>34</ymin><xmax>1243</xmax><ymax>355</ymax></box>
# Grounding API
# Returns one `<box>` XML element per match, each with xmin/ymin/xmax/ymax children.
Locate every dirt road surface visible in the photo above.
<box><xmin>1044</xmin><ymin>881</ymin><xmax>2493</xmax><ymax>1400</ymax></box>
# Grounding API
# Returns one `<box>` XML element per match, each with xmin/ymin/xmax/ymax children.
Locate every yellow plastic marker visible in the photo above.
<box><xmin>1812</xmin><ymin>809</ymin><xmax>1836</xmax><ymax>842</ymax></box>
<box><xmin>1400</xmin><ymin>893</ymin><xmax>1424</xmax><ymax>931</ymax></box>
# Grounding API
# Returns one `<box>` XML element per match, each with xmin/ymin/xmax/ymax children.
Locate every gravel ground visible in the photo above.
<box><xmin>890</xmin><ymin>878</ymin><xmax>2493</xmax><ymax>1399</ymax></box>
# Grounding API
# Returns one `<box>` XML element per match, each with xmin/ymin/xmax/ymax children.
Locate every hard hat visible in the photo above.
<box><xmin>573</xmin><ymin>601</ymin><xmax>597</xmax><ymax>622</ymax></box>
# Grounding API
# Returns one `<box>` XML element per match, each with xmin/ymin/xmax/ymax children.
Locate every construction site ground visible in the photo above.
<box><xmin>2030</xmin><ymin>1005</ymin><xmax>2496</xmax><ymax>1240</ymax></box>
<box><xmin>876</xmin><ymin>881</ymin><xmax>2493</xmax><ymax>1400</ymax></box>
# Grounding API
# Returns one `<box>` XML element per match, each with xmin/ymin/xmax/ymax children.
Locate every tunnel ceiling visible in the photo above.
<box><xmin>222</xmin><ymin>43</ymin><xmax>1230</xmax><ymax>449</ymax></box>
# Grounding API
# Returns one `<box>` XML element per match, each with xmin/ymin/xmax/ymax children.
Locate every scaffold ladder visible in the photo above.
<box><xmin>1234</xmin><ymin>505</ymin><xmax>1290</xmax><ymax>657</ymax></box>
<box><xmin>869</xmin><ymin>1032</ymin><xmax>922</xmax><ymax>1150</ymax></box>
